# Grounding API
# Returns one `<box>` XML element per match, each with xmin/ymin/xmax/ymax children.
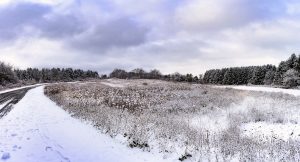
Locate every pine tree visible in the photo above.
<box><xmin>283</xmin><ymin>69</ymin><xmax>300</xmax><ymax>88</ymax></box>
<box><xmin>223</xmin><ymin>68</ymin><xmax>234</xmax><ymax>85</ymax></box>
<box><xmin>293</xmin><ymin>54</ymin><xmax>300</xmax><ymax>71</ymax></box>
<box><xmin>264</xmin><ymin>69</ymin><xmax>275</xmax><ymax>85</ymax></box>
<box><xmin>273</xmin><ymin>62</ymin><xmax>285</xmax><ymax>85</ymax></box>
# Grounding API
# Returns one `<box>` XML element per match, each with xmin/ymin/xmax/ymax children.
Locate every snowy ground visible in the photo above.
<box><xmin>0</xmin><ymin>86</ymin><xmax>170</xmax><ymax>162</ymax></box>
<box><xmin>217</xmin><ymin>85</ymin><xmax>300</xmax><ymax>96</ymax></box>
<box><xmin>241</xmin><ymin>122</ymin><xmax>300</xmax><ymax>141</ymax></box>
<box><xmin>2</xmin><ymin>81</ymin><xmax>300</xmax><ymax>162</ymax></box>
<box><xmin>218</xmin><ymin>85</ymin><xmax>300</xmax><ymax>142</ymax></box>
<box><xmin>100</xmin><ymin>79</ymin><xmax>170</xmax><ymax>88</ymax></box>
<box><xmin>100</xmin><ymin>82</ymin><xmax>125</xmax><ymax>88</ymax></box>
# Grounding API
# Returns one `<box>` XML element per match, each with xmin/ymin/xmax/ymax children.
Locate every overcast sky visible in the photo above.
<box><xmin>0</xmin><ymin>0</ymin><xmax>300</xmax><ymax>75</ymax></box>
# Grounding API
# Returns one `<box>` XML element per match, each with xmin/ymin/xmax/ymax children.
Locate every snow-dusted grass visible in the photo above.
<box><xmin>0</xmin><ymin>86</ymin><xmax>169</xmax><ymax>162</ymax></box>
<box><xmin>45</xmin><ymin>79</ymin><xmax>300</xmax><ymax>161</ymax></box>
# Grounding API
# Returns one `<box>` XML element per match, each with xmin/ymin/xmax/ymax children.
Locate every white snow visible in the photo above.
<box><xmin>0</xmin><ymin>86</ymin><xmax>170</xmax><ymax>162</ymax></box>
<box><xmin>101</xmin><ymin>82</ymin><xmax>125</xmax><ymax>88</ymax></box>
<box><xmin>241</xmin><ymin>122</ymin><xmax>300</xmax><ymax>141</ymax></box>
<box><xmin>1</xmin><ymin>153</ymin><xmax>10</xmax><ymax>160</ymax></box>
<box><xmin>0</xmin><ymin>84</ymin><xmax>43</xmax><ymax>95</ymax></box>
<box><xmin>216</xmin><ymin>85</ymin><xmax>300</xmax><ymax>96</ymax></box>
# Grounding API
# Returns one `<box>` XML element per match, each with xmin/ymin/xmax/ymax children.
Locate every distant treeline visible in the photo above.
<box><xmin>203</xmin><ymin>54</ymin><xmax>300</xmax><ymax>88</ymax></box>
<box><xmin>109</xmin><ymin>68</ymin><xmax>200</xmax><ymax>83</ymax></box>
<box><xmin>1</xmin><ymin>53</ymin><xmax>299</xmax><ymax>88</ymax></box>
<box><xmin>0</xmin><ymin>64</ymin><xmax>99</xmax><ymax>86</ymax></box>
<box><xmin>15</xmin><ymin>68</ymin><xmax>99</xmax><ymax>82</ymax></box>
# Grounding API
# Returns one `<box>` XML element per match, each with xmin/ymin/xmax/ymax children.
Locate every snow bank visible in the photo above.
<box><xmin>0</xmin><ymin>86</ymin><xmax>169</xmax><ymax>162</ymax></box>
<box><xmin>216</xmin><ymin>85</ymin><xmax>300</xmax><ymax>96</ymax></box>
<box><xmin>0</xmin><ymin>84</ymin><xmax>43</xmax><ymax>95</ymax></box>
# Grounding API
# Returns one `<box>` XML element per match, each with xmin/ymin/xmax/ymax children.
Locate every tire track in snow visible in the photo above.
<box><xmin>0</xmin><ymin>87</ymin><xmax>36</xmax><ymax>119</ymax></box>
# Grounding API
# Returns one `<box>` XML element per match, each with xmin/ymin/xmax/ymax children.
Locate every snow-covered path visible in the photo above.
<box><xmin>0</xmin><ymin>86</ymin><xmax>168</xmax><ymax>162</ymax></box>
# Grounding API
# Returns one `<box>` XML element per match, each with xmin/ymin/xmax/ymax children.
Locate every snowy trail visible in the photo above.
<box><xmin>0</xmin><ymin>86</ymin><xmax>169</xmax><ymax>162</ymax></box>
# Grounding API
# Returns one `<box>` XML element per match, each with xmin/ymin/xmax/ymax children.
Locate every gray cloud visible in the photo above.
<box><xmin>175</xmin><ymin>0</ymin><xmax>287</xmax><ymax>31</ymax></box>
<box><xmin>0</xmin><ymin>0</ymin><xmax>299</xmax><ymax>75</ymax></box>
<box><xmin>0</xmin><ymin>2</ymin><xmax>50</xmax><ymax>41</ymax></box>
<box><xmin>35</xmin><ymin>14</ymin><xmax>86</xmax><ymax>39</ymax></box>
<box><xmin>68</xmin><ymin>18</ymin><xmax>149</xmax><ymax>53</ymax></box>
<box><xmin>0</xmin><ymin>1</ymin><xmax>150</xmax><ymax>52</ymax></box>
<box><xmin>0</xmin><ymin>2</ymin><xmax>86</xmax><ymax>43</ymax></box>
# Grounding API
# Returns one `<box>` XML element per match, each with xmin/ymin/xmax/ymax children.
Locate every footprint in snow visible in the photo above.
<box><xmin>11</xmin><ymin>134</ymin><xmax>17</xmax><ymax>137</ymax></box>
<box><xmin>1</xmin><ymin>152</ymin><xmax>10</xmax><ymax>160</ymax></box>
<box><xmin>45</xmin><ymin>146</ymin><xmax>52</xmax><ymax>151</ymax></box>
<box><xmin>12</xmin><ymin>145</ymin><xmax>21</xmax><ymax>150</ymax></box>
<box><xmin>12</xmin><ymin>145</ymin><xmax>17</xmax><ymax>151</ymax></box>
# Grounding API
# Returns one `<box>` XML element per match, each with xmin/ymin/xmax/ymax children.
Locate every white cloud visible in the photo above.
<box><xmin>174</xmin><ymin>0</ymin><xmax>286</xmax><ymax>31</ymax></box>
<box><xmin>0</xmin><ymin>0</ymin><xmax>71</xmax><ymax>6</ymax></box>
<box><xmin>0</xmin><ymin>38</ymin><xmax>77</xmax><ymax>69</ymax></box>
<box><xmin>0</xmin><ymin>0</ymin><xmax>10</xmax><ymax>5</ymax></box>
<box><xmin>286</xmin><ymin>2</ymin><xmax>300</xmax><ymax>15</ymax></box>
<box><xmin>175</xmin><ymin>0</ymin><xmax>228</xmax><ymax>29</ymax></box>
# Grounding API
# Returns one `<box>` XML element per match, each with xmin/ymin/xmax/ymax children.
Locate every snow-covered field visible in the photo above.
<box><xmin>216</xmin><ymin>85</ymin><xmax>300</xmax><ymax>143</ymax></box>
<box><xmin>1</xmin><ymin>80</ymin><xmax>300</xmax><ymax>162</ymax></box>
<box><xmin>44</xmin><ymin>80</ymin><xmax>300</xmax><ymax>161</ymax></box>
<box><xmin>0</xmin><ymin>86</ymin><xmax>169</xmax><ymax>162</ymax></box>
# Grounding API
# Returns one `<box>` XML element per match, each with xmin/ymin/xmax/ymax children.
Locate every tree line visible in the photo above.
<box><xmin>0</xmin><ymin>63</ymin><xmax>99</xmax><ymax>86</ymax></box>
<box><xmin>1</xmin><ymin>53</ymin><xmax>300</xmax><ymax>88</ymax></box>
<box><xmin>15</xmin><ymin>68</ymin><xmax>99</xmax><ymax>83</ymax></box>
<box><xmin>203</xmin><ymin>54</ymin><xmax>300</xmax><ymax>88</ymax></box>
<box><xmin>109</xmin><ymin>68</ymin><xmax>201</xmax><ymax>83</ymax></box>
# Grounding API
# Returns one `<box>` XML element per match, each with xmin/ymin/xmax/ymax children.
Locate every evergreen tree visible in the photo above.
<box><xmin>283</xmin><ymin>69</ymin><xmax>300</xmax><ymax>88</ymax></box>
<box><xmin>264</xmin><ymin>69</ymin><xmax>275</xmax><ymax>85</ymax></box>
<box><xmin>273</xmin><ymin>61</ymin><xmax>285</xmax><ymax>85</ymax></box>
<box><xmin>223</xmin><ymin>68</ymin><xmax>235</xmax><ymax>85</ymax></box>
<box><xmin>286</xmin><ymin>54</ymin><xmax>297</xmax><ymax>70</ymax></box>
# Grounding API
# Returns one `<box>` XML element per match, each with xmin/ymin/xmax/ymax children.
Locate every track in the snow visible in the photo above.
<box><xmin>0</xmin><ymin>87</ymin><xmax>36</xmax><ymax>119</ymax></box>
